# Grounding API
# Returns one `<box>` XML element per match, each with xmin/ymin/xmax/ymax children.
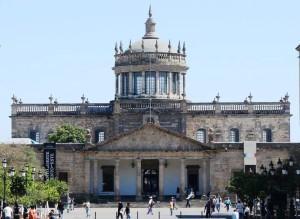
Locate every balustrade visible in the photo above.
<box><xmin>11</xmin><ymin>101</ymin><xmax>289</xmax><ymax>116</ymax></box>
<box><xmin>115</xmin><ymin>52</ymin><xmax>186</xmax><ymax>67</ymax></box>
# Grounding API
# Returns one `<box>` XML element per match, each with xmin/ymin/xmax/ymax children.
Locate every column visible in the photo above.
<box><xmin>159</xmin><ymin>159</ymin><xmax>165</xmax><ymax>200</ymax></box>
<box><xmin>93</xmin><ymin>160</ymin><xmax>98</xmax><ymax>194</ymax></box>
<box><xmin>115</xmin><ymin>74</ymin><xmax>119</xmax><ymax>96</ymax></box>
<box><xmin>168</xmin><ymin>72</ymin><xmax>172</xmax><ymax>97</ymax></box>
<box><xmin>202</xmin><ymin>159</ymin><xmax>207</xmax><ymax>194</ymax></box>
<box><xmin>136</xmin><ymin>159</ymin><xmax>142</xmax><ymax>200</ymax></box>
<box><xmin>142</xmin><ymin>71</ymin><xmax>145</xmax><ymax>94</ymax></box>
<box><xmin>129</xmin><ymin>72</ymin><xmax>133</xmax><ymax>95</ymax></box>
<box><xmin>182</xmin><ymin>73</ymin><xmax>186</xmax><ymax>98</ymax></box>
<box><xmin>114</xmin><ymin>159</ymin><xmax>120</xmax><ymax>199</ymax></box>
<box><xmin>84</xmin><ymin>159</ymin><xmax>91</xmax><ymax>194</ymax></box>
<box><xmin>177</xmin><ymin>72</ymin><xmax>180</xmax><ymax>96</ymax></box>
<box><xmin>180</xmin><ymin>158</ymin><xmax>186</xmax><ymax>199</ymax></box>
<box><xmin>156</xmin><ymin>71</ymin><xmax>160</xmax><ymax>96</ymax></box>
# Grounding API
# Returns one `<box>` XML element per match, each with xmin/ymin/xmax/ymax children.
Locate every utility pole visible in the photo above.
<box><xmin>296</xmin><ymin>44</ymin><xmax>300</xmax><ymax>124</ymax></box>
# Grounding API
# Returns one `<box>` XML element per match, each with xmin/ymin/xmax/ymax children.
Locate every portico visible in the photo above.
<box><xmin>85</xmin><ymin>156</ymin><xmax>211</xmax><ymax>200</ymax></box>
<box><xmin>84</xmin><ymin>124</ymin><xmax>212</xmax><ymax>200</ymax></box>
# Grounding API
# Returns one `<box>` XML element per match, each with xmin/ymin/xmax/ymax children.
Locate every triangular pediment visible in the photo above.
<box><xmin>89</xmin><ymin>124</ymin><xmax>211</xmax><ymax>151</ymax></box>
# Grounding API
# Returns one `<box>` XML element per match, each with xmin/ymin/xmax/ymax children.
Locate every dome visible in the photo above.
<box><xmin>130</xmin><ymin>39</ymin><xmax>176</xmax><ymax>53</ymax></box>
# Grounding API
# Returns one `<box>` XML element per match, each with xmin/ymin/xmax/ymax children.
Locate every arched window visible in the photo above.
<box><xmin>121</xmin><ymin>73</ymin><xmax>129</xmax><ymax>96</ymax></box>
<box><xmin>145</xmin><ymin>71</ymin><xmax>156</xmax><ymax>95</ymax></box>
<box><xmin>95</xmin><ymin>130</ymin><xmax>105</xmax><ymax>143</ymax></box>
<box><xmin>29</xmin><ymin>130</ymin><xmax>40</xmax><ymax>143</ymax></box>
<box><xmin>196</xmin><ymin>129</ymin><xmax>206</xmax><ymax>143</ymax></box>
<box><xmin>230</xmin><ymin>128</ymin><xmax>239</xmax><ymax>142</ymax></box>
<box><xmin>263</xmin><ymin>129</ymin><xmax>272</xmax><ymax>142</ymax></box>
<box><xmin>133</xmin><ymin>72</ymin><xmax>143</xmax><ymax>95</ymax></box>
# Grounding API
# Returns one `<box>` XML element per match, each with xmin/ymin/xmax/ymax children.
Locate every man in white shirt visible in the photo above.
<box><xmin>3</xmin><ymin>204</ymin><xmax>13</xmax><ymax>219</ymax></box>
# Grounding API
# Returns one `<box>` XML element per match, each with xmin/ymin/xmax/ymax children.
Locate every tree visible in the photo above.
<box><xmin>48</xmin><ymin>124</ymin><xmax>86</xmax><ymax>143</ymax></box>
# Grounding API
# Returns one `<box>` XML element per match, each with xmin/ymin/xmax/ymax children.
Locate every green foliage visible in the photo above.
<box><xmin>227</xmin><ymin>171</ymin><xmax>270</xmax><ymax>205</ymax></box>
<box><xmin>0</xmin><ymin>144</ymin><xmax>69</xmax><ymax>206</ymax></box>
<box><xmin>10</xmin><ymin>175</ymin><xmax>26</xmax><ymax>200</ymax></box>
<box><xmin>48</xmin><ymin>124</ymin><xmax>86</xmax><ymax>143</ymax></box>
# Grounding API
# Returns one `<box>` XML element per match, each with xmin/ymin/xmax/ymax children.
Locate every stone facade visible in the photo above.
<box><xmin>32</xmin><ymin>126</ymin><xmax>300</xmax><ymax>199</ymax></box>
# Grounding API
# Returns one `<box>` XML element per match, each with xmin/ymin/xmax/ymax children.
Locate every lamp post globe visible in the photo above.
<box><xmin>9</xmin><ymin>167</ymin><xmax>15</xmax><ymax>177</ymax></box>
<box><xmin>2</xmin><ymin>159</ymin><xmax>7</xmax><ymax>169</ymax></box>
<box><xmin>38</xmin><ymin>170</ymin><xmax>43</xmax><ymax>180</ymax></box>
<box><xmin>20</xmin><ymin>168</ymin><xmax>26</xmax><ymax>177</ymax></box>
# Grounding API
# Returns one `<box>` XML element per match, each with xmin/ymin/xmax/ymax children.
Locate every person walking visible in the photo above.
<box><xmin>169</xmin><ymin>197</ymin><xmax>175</xmax><ymax>216</ymax></box>
<box><xmin>3</xmin><ymin>203</ymin><xmax>13</xmax><ymax>219</ymax></box>
<box><xmin>23</xmin><ymin>206</ymin><xmax>29</xmax><ymax>219</ymax></box>
<box><xmin>244</xmin><ymin>205</ymin><xmax>250</xmax><ymax>219</ymax></box>
<box><xmin>84</xmin><ymin>201</ymin><xmax>91</xmax><ymax>218</ymax></box>
<box><xmin>67</xmin><ymin>195</ymin><xmax>71</xmax><ymax>213</ymax></box>
<box><xmin>124</xmin><ymin>203</ymin><xmax>130</xmax><ymax>219</ymax></box>
<box><xmin>57</xmin><ymin>201</ymin><xmax>64</xmax><ymax>219</ymax></box>
<box><xmin>215</xmin><ymin>195</ymin><xmax>222</xmax><ymax>213</ymax></box>
<box><xmin>235</xmin><ymin>200</ymin><xmax>244</xmax><ymax>219</ymax></box>
<box><xmin>13</xmin><ymin>202</ymin><xmax>20</xmax><ymax>219</ymax></box>
<box><xmin>28</xmin><ymin>206</ymin><xmax>37</xmax><ymax>219</ymax></box>
<box><xmin>147</xmin><ymin>196</ymin><xmax>155</xmax><ymax>215</ymax></box>
<box><xmin>117</xmin><ymin>201</ymin><xmax>123</xmax><ymax>219</ymax></box>
<box><xmin>224</xmin><ymin>197</ymin><xmax>231</xmax><ymax>212</ymax></box>
<box><xmin>185</xmin><ymin>189</ymin><xmax>194</xmax><ymax>208</ymax></box>
<box><xmin>204</xmin><ymin>199</ymin><xmax>212</xmax><ymax>218</ymax></box>
<box><xmin>211</xmin><ymin>196</ymin><xmax>216</xmax><ymax>212</ymax></box>
<box><xmin>71</xmin><ymin>197</ymin><xmax>75</xmax><ymax>211</ymax></box>
<box><xmin>48</xmin><ymin>209</ymin><xmax>56</xmax><ymax>219</ymax></box>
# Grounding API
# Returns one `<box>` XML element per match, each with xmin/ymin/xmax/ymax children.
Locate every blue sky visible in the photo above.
<box><xmin>0</xmin><ymin>0</ymin><xmax>299</xmax><ymax>141</ymax></box>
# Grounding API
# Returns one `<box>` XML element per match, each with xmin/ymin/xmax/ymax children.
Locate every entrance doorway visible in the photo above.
<box><xmin>142</xmin><ymin>160</ymin><xmax>159</xmax><ymax>196</ymax></box>
<box><xmin>187</xmin><ymin>165</ymin><xmax>199</xmax><ymax>194</ymax></box>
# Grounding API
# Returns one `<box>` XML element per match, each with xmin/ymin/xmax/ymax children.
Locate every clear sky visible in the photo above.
<box><xmin>0</xmin><ymin>0</ymin><xmax>299</xmax><ymax>141</ymax></box>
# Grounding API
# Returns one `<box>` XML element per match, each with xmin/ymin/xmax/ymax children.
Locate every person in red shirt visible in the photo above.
<box><xmin>28</xmin><ymin>206</ymin><xmax>37</xmax><ymax>219</ymax></box>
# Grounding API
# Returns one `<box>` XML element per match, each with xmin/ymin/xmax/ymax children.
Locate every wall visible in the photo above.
<box><xmin>186</xmin><ymin>114</ymin><xmax>290</xmax><ymax>142</ymax></box>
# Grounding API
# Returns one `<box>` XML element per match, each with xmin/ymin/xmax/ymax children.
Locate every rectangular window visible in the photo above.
<box><xmin>145</xmin><ymin>71</ymin><xmax>156</xmax><ymax>95</ymax></box>
<box><xmin>172</xmin><ymin>72</ymin><xmax>179</xmax><ymax>94</ymax></box>
<box><xmin>159</xmin><ymin>72</ymin><xmax>168</xmax><ymax>95</ymax></box>
<box><xmin>58</xmin><ymin>172</ymin><xmax>68</xmax><ymax>183</ymax></box>
<box><xmin>98</xmin><ymin>131</ymin><xmax>105</xmax><ymax>143</ymax></box>
<box><xmin>263</xmin><ymin>129</ymin><xmax>272</xmax><ymax>142</ymax></box>
<box><xmin>230</xmin><ymin>129</ymin><xmax>239</xmax><ymax>142</ymax></box>
<box><xmin>102</xmin><ymin>166</ymin><xmax>114</xmax><ymax>192</ymax></box>
<box><xmin>196</xmin><ymin>129</ymin><xmax>206</xmax><ymax>143</ymax></box>
<box><xmin>30</xmin><ymin>130</ymin><xmax>40</xmax><ymax>143</ymax></box>
<box><xmin>133</xmin><ymin>72</ymin><xmax>143</xmax><ymax>95</ymax></box>
<box><xmin>121</xmin><ymin>73</ymin><xmax>129</xmax><ymax>96</ymax></box>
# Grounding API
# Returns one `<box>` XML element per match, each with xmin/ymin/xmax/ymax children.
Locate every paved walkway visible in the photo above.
<box><xmin>62</xmin><ymin>206</ymin><xmax>235</xmax><ymax>219</ymax></box>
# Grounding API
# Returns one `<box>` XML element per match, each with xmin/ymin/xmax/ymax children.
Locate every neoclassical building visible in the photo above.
<box><xmin>11</xmin><ymin>8</ymin><xmax>299</xmax><ymax>199</ymax></box>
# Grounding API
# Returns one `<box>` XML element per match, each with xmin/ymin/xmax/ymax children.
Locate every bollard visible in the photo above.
<box><xmin>201</xmin><ymin>211</ymin><xmax>203</xmax><ymax>215</ymax></box>
<box><xmin>116</xmin><ymin>211</ymin><xmax>118</xmax><ymax>219</ymax></box>
<box><xmin>95</xmin><ymin>211</ymin><xmax>96</xmax><ymax>219</ymax></box>
<box><xmin>137</xmin><ymin>210</ymin><xmax>139</xmax><ymax>219</ymax></box>
<box><xmin>158</xmin><ymin>211</ymin><xmax>160</xmax><ymax>219</ymax></box>
<box><xmin>180</xmin><ymin>211</ymin><xmax>182</xmax><ymax>218</ymax></box>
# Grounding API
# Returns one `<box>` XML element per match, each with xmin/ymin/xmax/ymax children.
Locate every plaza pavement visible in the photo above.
<box><xmin>62</xmin><ymin>204</ymin><xmax>235</xmax><ymax>219</ymax></box>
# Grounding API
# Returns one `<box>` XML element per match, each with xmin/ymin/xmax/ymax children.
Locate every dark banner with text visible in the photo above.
<box><xmin>43</xmin><ymin>143</ymin><xmax>56</xmax><ymax>180</ymax></box>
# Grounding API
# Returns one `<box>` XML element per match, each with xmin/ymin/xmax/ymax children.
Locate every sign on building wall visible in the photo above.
<box><xmin>43</xmin><ymin>143</ymin><xmax>56</xmax><ymax>180</ymax></box>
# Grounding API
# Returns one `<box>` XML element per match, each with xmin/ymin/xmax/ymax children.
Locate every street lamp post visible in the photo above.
<box><xmin>2</xmin><ymin>158</ymin><xmax>7</xmax><ymax>204</ymax></box>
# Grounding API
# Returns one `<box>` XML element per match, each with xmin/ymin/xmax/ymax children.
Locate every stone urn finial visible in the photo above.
<box><xmin>49</xmin><ymin>94</ymin><xmax>53</xmax><ymax>104</ymax></box>
<box><xmin>81</xmin><ymin>94</ymin><xmax>86</xmax><ymax>104</ymax></box>
<box><xmin>11</xmin><ymin>94</ymin><xmax>18</xmax><ymax>104</ymax></box>
<box><xmin>85</xmin><ymin>128</ymin><xmax>92</xmax><ymax>144</ymax></box>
